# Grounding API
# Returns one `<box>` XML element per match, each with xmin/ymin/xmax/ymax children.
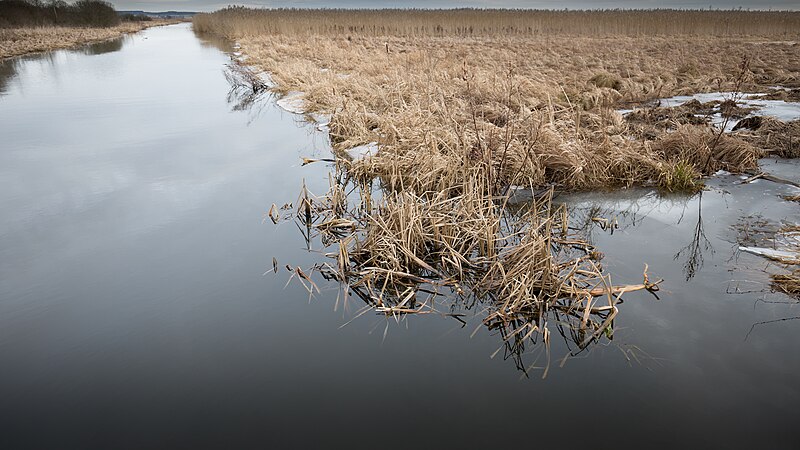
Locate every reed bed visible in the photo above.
<box><xmin>207</xmin><ymin>9</ymin><xmax>799</xmax><ymax>365</ymax></box>
<box><xmin>196</xmin><ymin>8</ymin><xmax>800</xmax><ymax>196</ymax></box>
<box><xmin>285</xmin><ymin>163</ymin><xmax>660</xmax><ymax>371</ymax></box>
<box><xmin>193</xmin><ymin>8</ymin><xmax>800</xmax><ymax>38</ymax></box>
<box><xmin>212</xmin><ymin>27</ymin><xmax>784</xmax><ymax>192</ymax></box>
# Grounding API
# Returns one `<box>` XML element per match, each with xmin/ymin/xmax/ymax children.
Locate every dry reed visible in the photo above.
<box><xmin>207</xmin><ymin>9</ymin><xmax>799</xmax><ymax>366</ymax></box>
<box><xmin>193</xmin><ymin>8</ymin><xmax>800</xmax><ymax>38</ymax></box>
<box><xmin>772</xmin><ymin>269</ymin><xmax>800</xmax><ymax>298</ymax></box>
<box><xmin>291</xmin><ymin>163</ymin><xmax>661</xmax><ymax>371</ymax></box>
<box><xmin>198</xmin><ymin>9</ymin><xmax>796</xmax><ymax>192</ymax></box>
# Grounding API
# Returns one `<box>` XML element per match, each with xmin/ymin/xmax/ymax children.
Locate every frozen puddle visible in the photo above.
<box><xmin>621</xmin><ymin>90</ymin><xmax>800</xmax><ymax>131</ymax></box>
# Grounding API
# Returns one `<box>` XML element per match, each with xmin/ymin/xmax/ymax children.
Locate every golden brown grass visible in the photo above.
<box><xmin>193</xmin><ymin>8</ymin><xmax>800</xmax><ymax>38</ymax></box>
<box><xmin>208</xmin><ymin>9</ymin><xmax>798</xmax><ymax>360</ymax></box>
<box><xmin>206</xmin><ymin>21</ymin><xmax>788</xmax><ymax>192</ymax></box>
<box><xmin>773</xmin><ymin>269</ymin><xmax>800</xmax><ymax>298</ymax></box>
<box><xmin>288</xmin><ymin>164</ymin><xmax>661</xmax><ymax>371</ymax></box>
<box><xmin>0</xmin><ymin>21</ymin><xmax>173</xmax><ymax>59</ymax></box>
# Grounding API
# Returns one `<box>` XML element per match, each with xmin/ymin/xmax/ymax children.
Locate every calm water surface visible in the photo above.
<box><xmin>1</xmin><ymin>24</ymin><xmax>799</xmax><ymax>448</ymax></box>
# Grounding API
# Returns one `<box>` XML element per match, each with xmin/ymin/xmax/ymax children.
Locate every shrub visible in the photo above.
<box><xmin>0</xmin><ymin>0</ymin><xmax>120</xmax><ymax>28</ymax></box>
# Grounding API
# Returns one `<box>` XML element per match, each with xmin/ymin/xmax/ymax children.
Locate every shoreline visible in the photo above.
<box><xmin>0</xmin><ymin>20</ymin><xmax>180</xmax><ymax>60</ymax></box>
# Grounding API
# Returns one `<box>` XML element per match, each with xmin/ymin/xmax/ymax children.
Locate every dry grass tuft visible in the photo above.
<box><xmin>772</xmin><ymin>269</ymin><xmax>800</xmax><ymax>298</ymax></box>
<box><xmin>783</xmin><ymin>194</ymin><xmax>800</xmax><ymax>203</ymax></box>
<box><xmin>651</xmin><ymin>125</ymin><xmax>761</xmax><ymax>174</ymax></box>
<box><xmin>735</xmin><ymin>119</ymin><xmax>800</xmax><ymax>158</ymax></box>
<box><xmin>290</xmin><ymin>164</ymin><xmax>661</xmax><ymax>369</ymax></box>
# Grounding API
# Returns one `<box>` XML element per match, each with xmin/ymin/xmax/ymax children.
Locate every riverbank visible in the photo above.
<box><xmin>0</xmin><ymin>21</ymin><xmax>177</xmax><ymax>59</ymax></box>
<box><xmin>195</xmin><ymin>9</ymin><xmax>800</xmax><ymax>192</ymax></box>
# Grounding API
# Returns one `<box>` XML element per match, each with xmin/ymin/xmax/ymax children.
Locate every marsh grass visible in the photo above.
<box><xmin>289</xmin><ymin>162</ymin><xmax>661</xmax><ymax>373</ymax></box>
<box><xmin>210</xmin><ymin>8</ymin><xmax>798</xmax><ymax>367</ymax></box>
<box><xmin>197</xmin><ymin>9</ymin><xmax>791</xmax><ymax>193</ymax></box>
<box><xmin>193</xmin><ymin>8</ymin><xmax>800</xmax><ymax>38</ymax></box>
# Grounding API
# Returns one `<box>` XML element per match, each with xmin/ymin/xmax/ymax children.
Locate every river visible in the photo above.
<box><xmin>1</xmin><ymin>23</ymin><xmax>798</xmax><ymax>448</ymax></box>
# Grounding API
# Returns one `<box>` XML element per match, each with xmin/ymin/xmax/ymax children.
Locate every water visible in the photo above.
<box><xmin>619</xmin><ymin>91</ymin><xmax>800</xmax><ymax>131</ymax></box>
<box><xmin>1</xmin><ymin>24</ymin><xmax>799</xmax><ymax>448</ymax></box>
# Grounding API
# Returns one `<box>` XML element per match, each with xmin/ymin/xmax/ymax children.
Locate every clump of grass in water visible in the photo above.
<box><xmin>659</xmin><ymin>160</ymin><xmax>703</xmax><ymax>193</ymax></box>
<box><xmin>286</xmin><ymin>161</ymin><xmax>662</xmax><ymax>376</ymax></box>
<box><xmin>783</xmin><ymin>194</ymin><xmax>800</xmax><ymax>203</ymax></box>
<box><xmin>772</xmin><ymin>269</ymin><xmax>800</xmax><ymax>298</ymax></box>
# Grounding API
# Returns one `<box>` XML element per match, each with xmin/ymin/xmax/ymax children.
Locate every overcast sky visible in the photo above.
<box><xmin>110</xmin><ymin>0</ymin><xmax>800</xmax><ymax>12</ymax></box>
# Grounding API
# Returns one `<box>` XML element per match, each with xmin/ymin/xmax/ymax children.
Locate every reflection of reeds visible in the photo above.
<box><xmin>223</xmin><ymin>63</ymin><xmax>269</xmax><ymax>111</ymax></box>
<box><xmin>289</xmin><ymin>161</ymin><xmax>661</xmax><ymax>375</ymax></box>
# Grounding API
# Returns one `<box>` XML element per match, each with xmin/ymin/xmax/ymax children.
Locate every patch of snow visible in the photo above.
<box><xmin>276</xmin><ymin>92</ymin><xmax>306</xmax><ymax>114</ymax></box>
<box><xmin>257</xmin><ymin>72</ymin><xmax>276</xmax><ymax>88</ymax></box>
<box><xmin>739</xmin><ymin>246</ymin><xmax>799</xmax><ymax>262</ymax></box>
<box><xmin>620</xmin><ymin>91</ymin><xmax>800</xmax><ymax>131</ymax></box>
<box><xmin>346</xmin><ymin>142</ymin><xmax>379</xmax><ymax>161</ymax></box>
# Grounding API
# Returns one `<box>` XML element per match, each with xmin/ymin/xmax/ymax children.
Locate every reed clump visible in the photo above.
<box><xmin>772</xmin><ymin>269</ymin><xmax>800</xmax><ymax>298</ymax></box>
<box><xmin>291</xmin><ymin>163</ymin><xmax>661</xmax><ymax>369</ymax></box>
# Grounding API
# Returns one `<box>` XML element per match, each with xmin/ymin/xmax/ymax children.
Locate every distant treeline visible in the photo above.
<box><xmin>194</xmin><ymin>7</ymin><xmax>800</xmax><ymax>37</ymax></box>
<box><xmin>0</xmin><ymin>0</ymin><xmax>120</xmax><ymax>28</ymax></box>
<box><xmin>120</xmin><ymin>13</ymin><xmax>152</xmax><ymax>22</ymax></box>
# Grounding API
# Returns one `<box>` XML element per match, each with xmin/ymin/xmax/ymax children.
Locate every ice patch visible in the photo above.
<box><xmin>621</xmin><ymin>91</ymin><xmax>800</xmax><ymax>132</ymax></box>
<box><xmin>739</xmin><ymin>246</ymin><xmax>799</xmax><ymax>262</ymax></box>
<box><xmin>346</xmin><ymin>142</ymin><xmax>379</xmax><ymax>161</ymax></box>
<box><xmin>257</xmin><ymin>73</ymin><xmax>276</xmax><ymax>89</ymax></box>
<box><xmin>276</xmin><ymin>92</ymin><xmax>305</xmax><ymax>114</ymax></box>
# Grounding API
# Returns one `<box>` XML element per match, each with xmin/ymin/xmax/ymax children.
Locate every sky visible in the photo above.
<box><xmin>110</xmin><ymin>0</ymin><xmax>800</xmax><ymax>13</ymax></box>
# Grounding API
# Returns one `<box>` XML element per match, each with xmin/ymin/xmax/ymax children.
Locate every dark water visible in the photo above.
<box><xmin>1</xmin><ymin>23</ymin><xmax>799</xmax><ymax>449</ymax></box>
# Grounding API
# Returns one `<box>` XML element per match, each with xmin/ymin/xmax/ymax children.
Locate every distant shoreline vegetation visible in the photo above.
<box><xmin>0</xmin><ymin>0</ymin><xmax>120</xmax><ymax>28</ymax></box>
<box><xmin>194</xmin><ymin>7</ymin><xmax>800</xmax><ymax>37</ymax></box>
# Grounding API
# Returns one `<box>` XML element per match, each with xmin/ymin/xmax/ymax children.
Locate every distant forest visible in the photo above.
<box><xmin>0</xmin><ymin>0</ymin><xmax>120</xmax><ymax>27</ymax></box>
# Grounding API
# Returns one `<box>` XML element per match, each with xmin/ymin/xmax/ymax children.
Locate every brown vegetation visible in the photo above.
<box><xmin>204</xmin><ymin>9</ymin><xmax>800</xmax><ymax>357</ymax></box>
<box><xmin>195</xmin><ymin>10</ymin><xmax>798</xmax><ymax>191</ymax></box>
<box><xmin>735</xmin><ymin>118</ymin><xmax>800</xmax><ymax>158</ymax></box>
<box><xmin>773</xmin><ymin>269</ymin><xmax>800</xmax><ymax>298</ymax></box>
<box><xmin>283</xmin><ymin>163</ymin><xmax>661</xmax><ymax>371</ymax></box>
<box><xmin>193</xmin><ymin>8</ymin><xmax>800</xmax><ymax>38</ymax></box>
<box><xmin>0</xmin><ymin>21</ymin><xmax>169</xmax><ymax>59</ymax></box>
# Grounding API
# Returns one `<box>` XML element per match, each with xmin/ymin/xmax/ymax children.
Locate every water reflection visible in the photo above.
<box><xmin>193</xmin><ymin>29</ymin><xmax>235</xmax><ymax>53</ymax></box>
<box><xmin>0</xmin><ymin>58</ymin><xmax>19</xmax><ymax>95</ymax></box>
<box><xmin>77</xmin><ymin>36</ymin><xmax>125</xmax><ymax>55</ymax></box>
<box><xmin>673</xmin><ymin>191</ymin><xmax>714</xmax><ymax>281</ymax></box>
<box><xmin>0</xmin><ymin>22</ymin><xmax>798</xmax><ymax>448</ymax></box>
<box><xmin>0</xmin><ymin>34</ymin><xmax>129</xmax><ymax>95</ymax></box>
